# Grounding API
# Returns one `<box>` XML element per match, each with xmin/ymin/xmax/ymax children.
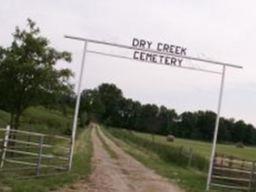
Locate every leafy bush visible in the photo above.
<box><xmin>236</xmin><ymin>142</ymin><xmax>245</xmax><ymax>148</ymax></box>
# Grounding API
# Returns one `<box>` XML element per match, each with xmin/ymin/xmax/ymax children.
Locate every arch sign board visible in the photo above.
<box><xmin>132</xmin><ymin>38</ymin><xmax>187</xmax><ymax>67</ymax></box>
<box><xmin>64</xmin><ymin>35</ymin><xmax>242</xmax><ymax>191</ymax></box>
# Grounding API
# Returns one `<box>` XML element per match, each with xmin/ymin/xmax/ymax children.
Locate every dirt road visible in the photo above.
<box><xmin>59</xmin><ymin>126</ymin><xmax>184</xmax><ymax>192</ymax></box>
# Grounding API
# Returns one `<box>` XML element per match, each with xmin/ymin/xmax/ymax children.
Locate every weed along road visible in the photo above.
<box><xmin>58</xmin><ymin>125</ymin><xmax>184</xmax><ymax>192</ymax></box>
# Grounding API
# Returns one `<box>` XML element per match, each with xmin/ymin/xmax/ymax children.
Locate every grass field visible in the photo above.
<box><xmin>0</xmin><ymin>106</ymin><xmax>73</xmax><ymax>135</ymax></box>
<box><xmin>21</xmin><ymin>106</ymin><xmax>73</xmax><ymax>135</ymax></box>
<box><xmin>133</xmin><ymin>130</ymin><xmax>256</xmax><ymax>161</ymax></box>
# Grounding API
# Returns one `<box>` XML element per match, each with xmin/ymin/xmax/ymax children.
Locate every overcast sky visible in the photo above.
<box><xmin>1</xmin><ymin>0</ymin><xmax>256</xmax><ymax>125</ymax></box>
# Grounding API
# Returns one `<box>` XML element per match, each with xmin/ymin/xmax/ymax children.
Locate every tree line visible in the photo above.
<box><xmin>80</xmin><ymin>83</ymin><xmax>256</xmax><ymax>145</ymax></box>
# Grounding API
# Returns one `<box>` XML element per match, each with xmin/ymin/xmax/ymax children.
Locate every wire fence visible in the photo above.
<box><xmin>0</xmin><ymin>126</ymin><xmax>71</xmax><ymax>178</ymax></box>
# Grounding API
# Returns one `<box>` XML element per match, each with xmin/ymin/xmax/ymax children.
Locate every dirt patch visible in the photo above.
<box><xmin>58</xmin><ymin>125</ymin><xmax>184</xmax><ymax>192</ymax></box>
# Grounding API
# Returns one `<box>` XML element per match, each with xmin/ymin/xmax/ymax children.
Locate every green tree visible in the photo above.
<box><xmin>120</xmin><ymin>98</ymin><xmax>138</xmax><ymax>129</ymax></box>
<box><xmin>196</xmin><ymin>111</ymin><xmax>216</xmax><ymax>140</ymax></box>
<box><xmin>138</xmin><ymin>104</ymin><xmax>159</xmax><ymax>142</ymax></box>
<box><xmin>0</xmin><ymin>19</ymin><xmax>73</xmax><ymax>129</ymax></box>
<box><xmin>157</xmin><ymin>106</ymin><xmax>178</xmax><ymax>135</ymax></box>
<box><xmin>218</xmin><ymin>118</ymin><xmax>232</xmax><ymax>142</ymax></box>
<box><xmin>97</xmin><ymin>83</ymin><xmax>123</xmax><ymax>125</ymax></box>
<box><xmin>80</xmin><ymin>89</ymin><xmax>105</xmax><ymax>123</ymax></box>
<box><xmin>179</xmin><ymin>112</ymin><xmax>198</xmax><ymax>138</ymax></box>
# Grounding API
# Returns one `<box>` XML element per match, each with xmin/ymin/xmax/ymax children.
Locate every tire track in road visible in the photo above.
<box><xmin>58</xmin><ymin>124</ymin><xmax>184</xmax><ymax>192</ymax></box>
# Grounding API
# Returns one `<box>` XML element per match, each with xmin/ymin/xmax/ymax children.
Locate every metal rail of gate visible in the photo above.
<box><xmin>0</xmin><ymin>126</ymin><xmax>71</xmax><ymax>178</ymax></box>
<box><xmin>211</xmin><ymin>154</ymin><xmax>256</xmax><ymax>191</ymax></box>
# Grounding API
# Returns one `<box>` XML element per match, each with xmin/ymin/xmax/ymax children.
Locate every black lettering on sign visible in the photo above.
<box><xmin>146</xmin><ymin>41</ymin><xmax>152</xmax><ymax>49</ymax></box>
<box><xmin>170</xmin><ymin>45</ymin><xmax>175</xmax><ymax>54</ymax></box>
<box><xmin>164</xmin><ymin>57</ymin><xmax>170</xmax><ymax>65</ymax></box>
<box><xmin>181</xmin><ymin>47</ymin><xmax>187</xmax><ymax>55</ymax></box>
<box><xmin>139</xmin><ymin>39</ymin><xmax>153</xmax><ymax>49</ymax></box>
<box><xmin>140</xmin><ymin>40</ymin><xmax>147</xmax><ymax>49</ymax></box>
<box><xmin>175</xmin><ymin>46</ymin><xmax>181</xmax><ymax>55</ymax></box>
<box><xmin>157</xmin><ymin>43</ymin><xmax>163</xmax><ymax>51</ymax></box>
<box><xmin>132</xmin><ymin>51</ymin><xmax>184</xmax><ymax>67</ymax></box>
<box><xmin>132</xmin><ymin>38</ymin><xmax>187</xmax><ymax>67</ymax></box>
<box><xmin>145</xmin><ymin>53</ymin><xmax>152</xmax><ymax>62</ymax></box>
<box><xmin>132</xmin><ymin>38</ymin><xmax>153</xmax><ymax>49</ymax></box>
<box><xmin>171</xmin><ymin>57</ymin><xmax>177</xmax><ymax>65</ymax></box>
<box><xmin>140</xmin><ymin>52</ymin><xmax>146</xmax><ymax>61</ymax></box>
<box><xmin>132</xmin><ymin>38</ymin><xmax>140</xmax><ymax>47</ymax></box>
<box><xmin>133</xmin><ymin>51</ymin><xmax>140</xmax><ymax>60</ymax></box>
<box><xmin>152</xmin><ymin>54</ymin><xmax>157</xmax><ymax>63</ymax></box>
<box><xmin>159</xmin><ymin>55</ymin><xmax>164</xmax><ymax>63</ymax></box>
<box><xmin>163</xmin><ymin>44</ymin><xmax>169</xmax><ymax>52</ymax></box>
<box><xmin>178</xmin><ymin>59</ymin><xmax>183</xmax><ymax>66</ymax></box>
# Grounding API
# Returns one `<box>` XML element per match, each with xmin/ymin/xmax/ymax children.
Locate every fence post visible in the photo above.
<box><xmin>0</xmin><ymin>125</ymin><xmax>10</xmax><ymax>169</ymax></box>
<box><xmin>36</xmin><ymin>135</ymin><xmax>44</xmax><ymax>176</ymax></box>
<box><xmin>67</xmin><ymin>138</ymin><xmax>73</xmax><ymax>171</ymax></box>
<box><xmin>249</xmin><ymin>161</ymin><xmax>256</xmax><ymax>192</ymax></box>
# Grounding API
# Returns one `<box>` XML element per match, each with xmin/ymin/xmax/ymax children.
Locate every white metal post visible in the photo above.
<box><xmin>68</xmin><ymin>41</ymin><xmax>88</xmax><ymax>171</ymax></box>
<box><xmin>206</xmin><ymin>65</ymin><xmax>226</xmax><ymax>191</ymax></box>
<box><xmin>36</xmin><ymin>135</ymin><xmax>44</xmax><ymax>176</ymax></box>
<box><xmin>0</xmin><ymin>125</ymin><xmax>10</xmax><ymax>169</ymax></box>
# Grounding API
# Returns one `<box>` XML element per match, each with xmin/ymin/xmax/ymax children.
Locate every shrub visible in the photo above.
<box><xmin>166</xmin><ymin>134</ymin><xmax>175</xmax><ymax>142</ymax></box>
<box><xmin>236</xmin><ymin>142</ymin><xmax>245</xmax><ymax>148</ymax></box>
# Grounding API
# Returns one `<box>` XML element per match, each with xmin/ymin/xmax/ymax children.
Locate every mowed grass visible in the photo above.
<box><xmin>1</xmin><ymin>127</ymin><xmax>93</xmax><ymax>192</ymax></box>
<box><xmin>134</xmin><ymin>131</ymin><xmax>256</xmax><ymax>161</ymax></box>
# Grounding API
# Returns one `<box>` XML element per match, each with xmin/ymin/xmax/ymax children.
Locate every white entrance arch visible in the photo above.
<box><xmin>65</xmin><ymin>35</ymin><xmax>242</xmax><ymax>191</ymax></box>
